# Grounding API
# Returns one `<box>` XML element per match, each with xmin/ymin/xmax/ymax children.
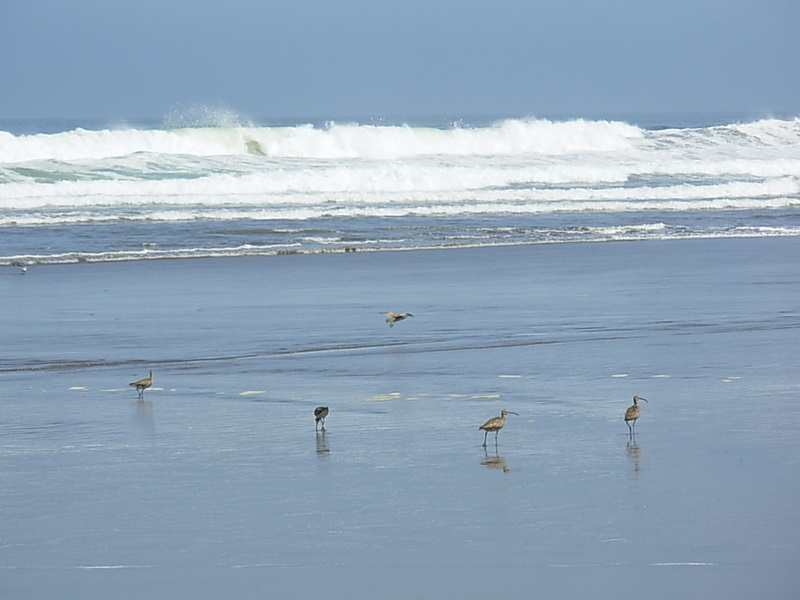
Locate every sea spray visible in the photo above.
<box><xmin>1</xmin><ymin>115</ymin><xmax>799</xmax><ymax>263</ymax></box>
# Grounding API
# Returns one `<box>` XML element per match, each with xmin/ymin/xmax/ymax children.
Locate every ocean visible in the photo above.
<box><xmin>2</xmin><ymin>113</ymin><xmax>799</xmax><ymax>598</ymax></box>
<box><xmin>2</xmin><ymin>111</ymin><xmax>799</xmax><ymax>265</ymax></box>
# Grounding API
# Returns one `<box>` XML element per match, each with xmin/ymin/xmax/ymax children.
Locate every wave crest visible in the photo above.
<box><xmin>0</xmin><ymin>117</ymin><xmax>646</xmax><ymax>163</ymax></box>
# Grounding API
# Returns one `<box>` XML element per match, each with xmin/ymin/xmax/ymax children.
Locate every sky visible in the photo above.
<box><xmin>1</xmin><ymin>0</ymin><xmax>798</xmax><ymax>122</ymax></box>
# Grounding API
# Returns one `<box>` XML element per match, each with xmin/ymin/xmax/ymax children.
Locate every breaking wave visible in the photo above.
<box><xmin>1</xmin><ymin>114</ymin><xmax>799</xmax><ymax>263</ymax></box>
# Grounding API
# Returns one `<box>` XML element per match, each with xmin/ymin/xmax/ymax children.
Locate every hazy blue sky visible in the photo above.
<box><xmin>2</xmin><ymin>0</ymin><xmax>798</xmax><ymax>122</ymax></box>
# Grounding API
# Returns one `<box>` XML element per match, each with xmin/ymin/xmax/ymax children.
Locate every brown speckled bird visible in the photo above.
<box><xmin>479</xmin><ymin>410</ymin><xmax>519</xmax><ymax>447</ymax></box>
<box><xmin>624</xmin><ymin>396</ymin><xmax>647</xmax><ymax>434</ymax></box>
<box><xmin>129</xmin><ymin>370</ymin><xmax>153</xmax><ymax>399</ymax></box>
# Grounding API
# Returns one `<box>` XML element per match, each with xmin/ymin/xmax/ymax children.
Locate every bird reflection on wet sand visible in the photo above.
<box><xmin>626</xmin><ymin>435</ymin><xmax>642</xmax><ymax>474</ymax></box>
<box><xmin>315</xmin><ymin>430</ymin><xmax>330</xmax><ymax>455</ymax></box>
<box><xmin>481</xmin><ymin>448</ymin><xmax>510</xmax><ymax>473</ymax></box>
<box><xmin>131</xmin><ymin>398</ymin><xmax>155</xmax><ymax>438</ymax></box>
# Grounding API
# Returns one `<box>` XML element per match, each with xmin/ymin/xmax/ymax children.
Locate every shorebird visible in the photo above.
<box><xmin>129</xmin><ymin>370</ymin><xmax>153</xmax><ymax>399</ymax></box>
<box><xmin>11</xmin><ymin>261</ymin><xmax>27</xmax><ymax>274</ymax></box>
<box><xmin>624</xmin><ymin>395</ymin><xmax>647</xmax><ymax>434</ymax></box>
<box><xmin>314</xmin><ymin>406</ymin><xmax>329</xmax><ymax>431</ymax></box>
<box><xmin>479</xmin><ymin>410</ymin><xmax>518</xmax><ymax>447</ymax></box>
<box><xmin>381</xmin><ymin>312</ymin><xmax>413</xmax><ymax>327</ymax></box>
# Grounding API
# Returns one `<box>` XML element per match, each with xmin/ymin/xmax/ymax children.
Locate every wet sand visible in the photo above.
<box><xmin>1</xmin><ymin>238</ymin><xmax>799</xmax><ymax>599</ymax></box>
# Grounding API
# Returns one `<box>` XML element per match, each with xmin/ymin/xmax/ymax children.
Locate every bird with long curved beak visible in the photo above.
<box><xmin>624</xmin><ymin>395</ymin><xmax>647</xmax><ymax>434</ymax></box>
<box><xmin>479</xmin><ymin>410</ymin><xmax>519</xmax><ymax>446</ymax></box>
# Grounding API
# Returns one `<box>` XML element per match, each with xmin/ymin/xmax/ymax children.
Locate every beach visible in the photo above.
<box><xmin>1</xmin><ymin>236</ymin><xmax>799</xmax><ymax>599</ymax></box>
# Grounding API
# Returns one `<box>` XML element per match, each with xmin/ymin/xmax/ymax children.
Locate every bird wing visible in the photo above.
<box><xmin>479</xmin><ymin>417</ymin><xmax>502</xmax><ymax>431</ymax></box>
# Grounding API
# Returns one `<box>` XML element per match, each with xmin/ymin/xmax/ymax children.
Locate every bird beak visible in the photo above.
<box><xmin>640</xmin><ymin>398</ymin><xmax>648</xmax><ymax>402</ymax></box>
<box><xmin>508</xmin><ymin>411</ymin><xmax>519</xmax><ymax>416</ymax></box>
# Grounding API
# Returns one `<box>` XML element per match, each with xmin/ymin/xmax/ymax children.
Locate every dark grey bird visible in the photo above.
<box><xmin>314</xmin><ymin>406</ymin><xmax>329</xmax><ymax>431</ymax></box>
<box><xmin>624</xmin><ymin>395</ymin><xmax>647</xmax><ymax>434</ymax></box>
<box><xmin>381</xmin><ymin>312</ymin><xmax>414</xmax><ymax>327</ymax></box>
<box><xmin>479</xmin><ymin>410</ymin><xmax>519</xmax><ymax>447</ymax></box>
<box><xmin>11</xmin><ymin>261</ymin><xmax>27</xmax><ymax>274</ymax></box>
<box><xmin>129</xmin><ymin>370</ymin><xmax>153</xmax><ymax>399</ymax></box>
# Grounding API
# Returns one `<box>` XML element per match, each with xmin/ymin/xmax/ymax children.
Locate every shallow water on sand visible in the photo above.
<box><xmin>1</xmin><ymin>238</ymin><xmax>799</xmax><ymax>599</ymax></box>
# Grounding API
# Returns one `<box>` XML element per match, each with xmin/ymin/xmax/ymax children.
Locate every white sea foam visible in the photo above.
<box><xmin>0</xmin><ymin>117</ymin><xmax>796</xmax><ymax>165</ymax></box>
<box><xmin>1</xmin><ymin>116</ymin><xmax>799</xmax><ymax>261</ymax></box>
<box><xmin>0</xmin><ymin>181</ymin><xmax>794</xmax><ymax>223</ymax></box>
<box><xmin>0</xmin><ymin>118</ymin><xmax>646</xmax><ymax>163</ymax></box>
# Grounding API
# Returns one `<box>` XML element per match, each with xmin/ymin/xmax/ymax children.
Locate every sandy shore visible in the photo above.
<box><xmin>1</xmin><ymin>237</ymin><xmax>799</xmax><ymax>599</ymax></box>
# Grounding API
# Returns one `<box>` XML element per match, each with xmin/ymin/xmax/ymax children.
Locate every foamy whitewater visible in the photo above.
<box><xmin>1</xmin><ymin>113</ymin><xmax>799</xmax><ymax>264</ymax></box>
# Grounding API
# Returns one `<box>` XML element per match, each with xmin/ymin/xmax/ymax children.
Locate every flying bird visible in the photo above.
<box><xmin>381</xmin><ymin>312</ymin><xmax>414</xmax><ymax>327</ymax></box>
